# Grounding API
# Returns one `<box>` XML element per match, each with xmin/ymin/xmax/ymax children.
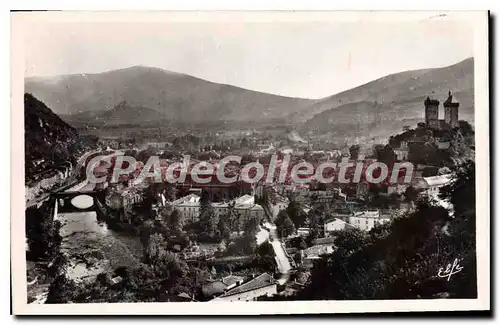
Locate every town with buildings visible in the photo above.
<box><xmin>24</xmin><ymin>86</ymin><xmax>476</xmax><ymax>303</ymax></box>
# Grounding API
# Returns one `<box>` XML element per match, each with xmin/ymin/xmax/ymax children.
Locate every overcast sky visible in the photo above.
<box><xmin>24</xmin><ymin>20</ymin><xmax>473</xmax><ymax>99</ymax></box>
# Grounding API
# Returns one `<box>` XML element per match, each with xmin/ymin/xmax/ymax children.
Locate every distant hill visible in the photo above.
<box><xmin>25</xmin><ymin>66</ymin><xmax>314</xmax><ymax>123</ymax></box>
<box><xmin>24</xmin><ymin>93</ymin><xmax>95</xmax><ymax>181</ymax></box>
<box><xmin>287</xmin><ymin>130</ymin><xmax>307</xmax><ymax>144</ymax></box>
<box><xmin>62</xmin><ymin>100</ymin><xmax>168</xmax><ymax>127</ymax></box>
<box><xmin>300</xmin><ymin>58</ymin><xmax>474</xmax><ymax>140</ymax></box>
<box><xmin>25</xmin><ymin>58</ymin><xmax>474</xmax><ymax>140</ymax></box>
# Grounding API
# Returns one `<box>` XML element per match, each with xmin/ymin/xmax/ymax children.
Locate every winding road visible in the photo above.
<box><xmin>262</xmin><ymin>222</ymin><xmax>293</xmax><ymax>285</ymax></box>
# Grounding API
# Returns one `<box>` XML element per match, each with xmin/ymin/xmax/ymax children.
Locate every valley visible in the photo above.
<box><xmin>25</xmin><ymin>58</ymin><xmax>474</xmax><ymax>143</ymax></box>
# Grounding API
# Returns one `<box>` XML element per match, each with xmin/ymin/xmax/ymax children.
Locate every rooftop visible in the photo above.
<box><xmin>313</xmin><ymin>237</ymin><xmax>337</xmax><ymax>245</ymax></box>
<box><xmin>221</xmin><ymin>275</ymin><xmax>246</xmax><ymax>287</ymax></box>
<box><xmin>444</xmin><ymin>93</ymin><xmax>460</xmax><ymax>107</ymax></box>
<box><xmin>423</xmin><ymin>174</ymin><xmax>454</xmax><ymax>187</ymax></box>
<box><xmin>303</xmin><ymin>244</ymin><xmax>335</xmax><ymax>257</ymax></box>
<box><xmin>324</xmin><ymin>218</ymin><xmax>355</xmax><ymax>229</ymax></box>
<box><xmin>353</xmin><ymin>210</ymin><xmax>381</xmax><ymax>218</ymax></box>
<box><xmin>234</xmin><ymin>194</ymin><xmax>255</xmax><ymax>205</ymax></box>
<box><xmin>217</xmin><ymin>273</ymin><xmax>276</xmax><ymax>298</ymax></box>
<box><xmin>172</xmin><ymin>193</ymin><xmax>201</xmax><ymax>206</ymax></box>
<box><xmin>202</xmin><ymin>275</ymin><xmax>246</xmax><ymax>297</ymax></box>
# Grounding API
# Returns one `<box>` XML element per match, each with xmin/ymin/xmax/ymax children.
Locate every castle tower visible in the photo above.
<box><xmin>424</xmin><ymin>96</ymin><xmax>440</xmax><ymax>129</ymax></box>
<box><xmin>444</xmin><ymin>90</ymin><xmax>459</xmax><ymax>128</ymax></box>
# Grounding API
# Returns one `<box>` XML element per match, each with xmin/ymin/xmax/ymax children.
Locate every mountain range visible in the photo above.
<box><xmin>25</xmin><ymin>66</ymin><xmax>312</xmax><ymax>123</ymax></box>
<box><xmin>298</xmin><ymin>57</ymin><xmax>474</xmax><ymax>140</ymax></box>
<box><xmin>25</xmin><ymin>57</ymin><xmax>474</xmax><ymax>139</ymax></box>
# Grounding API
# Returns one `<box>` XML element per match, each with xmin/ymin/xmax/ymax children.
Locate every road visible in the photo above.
<box><xmin>271</xmin><ymin>239</ymin><xmax>292</xmax><ymax>273</ymax></box>
<box><xmin>25</xmin><ymin>177</ymin><xmax>79</xmax><ymax>208</ymax></box>
<box><xmin>260</xmin><ymin>202</ymin><xmax>294</xmax><ymax>284</ymax></box>
<box><xmin>25</xmin><ymin>149</ymin><xmax>123</xmax><ymax>208</ymax></box>
<box><xmin>262</xmin><ymin>221</ymin><xmax>293</xmax><ymax>284</ymax></box>
<box><xmin>75</xmin><ymin>150</ymin><xmax>101</xmax><ymax>170</ymax></box>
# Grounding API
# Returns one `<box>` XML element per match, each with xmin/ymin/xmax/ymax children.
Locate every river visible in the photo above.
<box><xmin>30</xmin><ymin>180</ymin><xmax>143</xmax><ymax>304</ymax></box>
<box><xmin>58</xmin><ymin>181</ymin><xmax>143</xmax><ymax>282</ymax></box>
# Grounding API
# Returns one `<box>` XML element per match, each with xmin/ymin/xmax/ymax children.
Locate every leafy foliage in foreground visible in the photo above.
<box><xmin>296</xmin><ymin>161</ymin><xmax>476</xmax><ymax>300</ymax></box>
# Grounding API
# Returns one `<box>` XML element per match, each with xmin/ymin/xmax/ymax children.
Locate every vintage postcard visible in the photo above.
<box><xmin>11</xmin><ymin>11</ymin><xmax>490</xmax><ymax>315</ymax></box>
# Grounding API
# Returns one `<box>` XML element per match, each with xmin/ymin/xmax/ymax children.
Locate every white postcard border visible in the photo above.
<box><xmin>11</xmin><ymin>10</ymin><xmax>490</xmax><ymax>315</ymax></box>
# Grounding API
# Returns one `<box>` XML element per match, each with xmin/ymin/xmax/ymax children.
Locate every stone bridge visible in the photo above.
<box><xmin>52</xmin><ymin>190</ymin><xmax>106</xmax><ymax>214</ymax></box>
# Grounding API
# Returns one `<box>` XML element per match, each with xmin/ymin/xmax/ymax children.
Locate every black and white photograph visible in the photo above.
<box><xmin>11</xmin><ymin>11</ymin><xmax>490</xmax><ymax>315</ymax></box>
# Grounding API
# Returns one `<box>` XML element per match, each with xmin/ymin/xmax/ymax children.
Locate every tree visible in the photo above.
<box><xmin>332</xmin><ymin>228</ymin><xmax>368</xmax><ymax>255</ymax></box>
<box><xmin>253</xmin><ymin>242</ymin><xmax>276</xmax><ymax>273</ymax></box>
<box><xmin>286</xmin><ymin>197</ymin><xmax>306</xmax><ymax>229</ymax></box>
<box><xmin>349</xmin><ymin>145</ymin><xmax>360</xmax><ymax>160</ymax></box>
<box><xmin>124</xmin><ymin>263</ymin><xmax>162</xmax><ymax>301</ymax></box>
<box><xmin>25</xmin><ymin>201</ymin><xmax>62</xmax><ymax>261</ymax></box>
<box><xmin>137</xmin><ymin>146</ymin><xmax>156</xmax><ymax>164</ymax></box>
<box><xmin>438</xmin><ymin>161</ymin><xmax>476</xmax><ymax>298</ymax></box>
<box><xmin>240</xmin><ymin>138</ymin><xmax>249</xmax><ymax>148</ymax></box>
<box><xmin>69</xmin><ymin>258</ymin><xmax>203</xmax><ymax>303</ymax></box>
<box><xmin>439</xmin><ymin>160</ymin><xmax>475</xmax><ymax>221</ymax></box>
<box><xmin>163</xmin><ymin>209</ymin><xmax>183</xmax><ymax>235</ymax></box>
<box><xmin>218</xmin><ymin>212</ymin><xmax>232</xmax><ymax>241</ymax></box>
<box><xmin>372</xmin><ymin>144</ymin><xmax>385</xmax><ymax>159</ymax></box>
<box><xmin>145</xmin><ymin>233</ymin><xmax>168</xmax><ymax>266</ymax></box>
<box><xmin>198</xmin><ymin>193</ymin><xmax>220</xmax><ymax>241</ymax></box>
<box><xmin>46</xmin><ymin>275</ymin><xmax>80</xmax><ymax>304</ymax></box>
<box><xmin>288</xmin><ymin>236</ymin><xmax>308</xmax><ymax>250</ymax></box>
<box><xmin>296</xmin><ymin>163</ymin><xmax>477</xmax><ymax>300</ymax></box>
<box><xmin>241</xmin><ymin>216</ymin><xmax>261</xmax><ymax>253</ymax></box>
<box><xmin>375</xmin><ymin>144</ymin><xmax>396</xmax><ymax>165</ymax></box>
<box><xmin>422</xmin><ymin>166</ymin><xmax>439</xmax><ymax>177</ymax></box>
<box><xmin>388</xmin><ymin>192</ymin><xmax>401</xmax><ymax>204</ymax></box>
<box><xmin>275</xmin><ymin>210</ymin><xmax>296</xmax><ymax>238</ymax></box>
<box><xmin>404</xmin><ymin>186</ymin><xmax>419</xmax><ymax>202</ymax></box>
<box><xmin>144</xmin><ymin>232</ymin><xmax>188</xmax><ymax>282</ymax></box>
<box><xmin>243</xmin><ymin>216</ymin><xmax>260</xmax><ymax>235</ymax></box>
<box><xmin>172</xmin><ymin>267</ymin><xmax>211</xmax><ymax>298</ymax></box>
<box><xmin>141</xmin><ymin>186</ymin><xmax>157</xmax><ymax>215</ymax></box>
<box><xmin>140</xmin><ymin>219</ymin><xmax>156</xmax><ymax>248</ymax></box>
<box><xmin>307</xmin><ymin>208</ymin><xmax>324</xmax><ymax>240</ymax></box>
<box><xmin>47</xmin><ymin>252</ymin><xmax>69</xmax><ymax>279</ymax></box>
<box><xmin>159</xmin><ymin>251</ymin><xmax>188</xmax><ymax>283</ymax></box>
<box><xmin>369</xmin><ymin>186</ymin><xmax>389</xmax><ymax>208</ymax></box>
<box><xmin>164</xmin><ymin>184</ymin><xmax>177</xmax><ymax>202</ymax></box>
<box><xmin>226</xmin><ymin>201</ymin><xmax>239</xmax><ymax>233</ymax></box>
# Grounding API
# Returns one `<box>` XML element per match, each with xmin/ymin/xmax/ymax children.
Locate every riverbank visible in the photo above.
<box><xmin>26</xmin><ymin>261</ymin><xmax>50</xmax><ymax>304</ymax></box>
<box><xmin>28</xmin><ymin>212</ymin><xmax>144</xmax><ymax>304</ymax></box>
<box><xmin>58</xmin><ymin>211</ymin><xmax>143</xmax><ymax>283</ymax></box>
<box><xmin>26</xmin><ymin>150</ymin><xmax>134</xmax><ymax>304</ymax></box>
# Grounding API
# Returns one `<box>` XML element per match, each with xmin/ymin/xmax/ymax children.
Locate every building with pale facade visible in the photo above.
<box><xmin>413</xmin><ymin>174</ymin><xmax>454</xmax><ymax>197</ymax></box>
<box><xmin>171</xmin><ymin>193</ymin><xmax>201</xmax><ymax>223</ymax></box>
<box><xmin>413</xmin><ymin>174</ymin><xmax>454</xmax><ymax>211</ymax></box>
<box><xmin>348</xmin><ymin>210</ymin><xmax>391</xmax><ymax>232</ymax></box>
<box><xmin>172</xmin><ymin>194</ymin><xmax>265</xmax><ymax>225</ymax></box>
<box><xmin>324</xmin><ymin>218</ymin><xmax>356</xmax><ymax>236</ymax></box>
<box><xmin>213</xmin><ymin>194</ymin><xmax>265</xmax><ymax>227</ymax></box>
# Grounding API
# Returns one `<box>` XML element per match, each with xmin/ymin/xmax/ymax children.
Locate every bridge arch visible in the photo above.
<box><xmin>52</xmin><ymin>190</ymin><xmax>106</xmax><ymax>214</ymax></box>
